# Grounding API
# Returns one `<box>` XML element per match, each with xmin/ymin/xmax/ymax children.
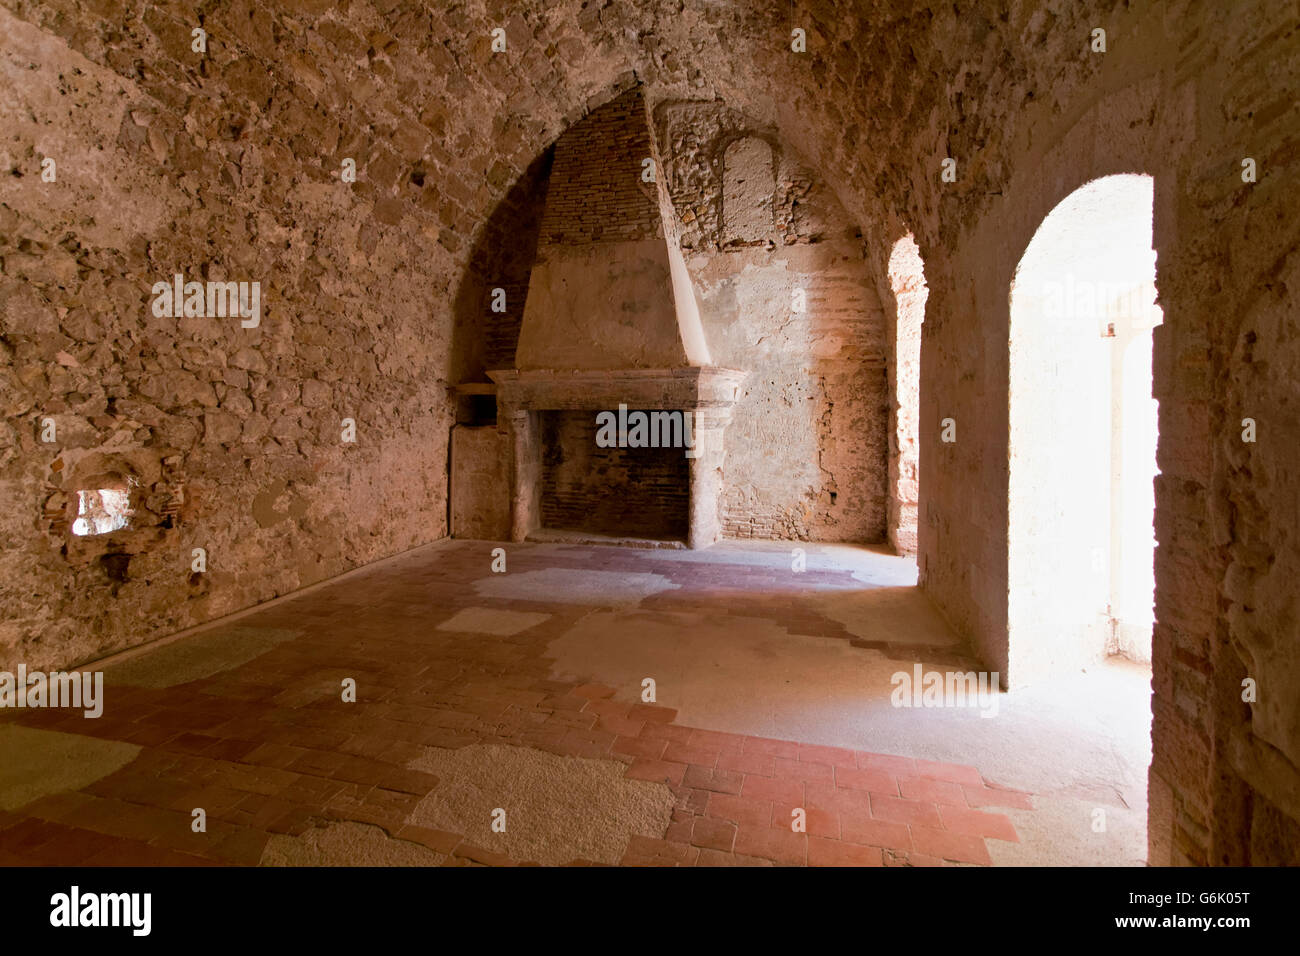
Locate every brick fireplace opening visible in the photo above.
<box><xmin>489</xmin><ymin>368</ymin><xmax>746</xmax><ymax>549</ymax></box>
<box><xmin>539</xmin><ymin>410</ymin><xmax>689</xmax><ymax>542</ymax></box>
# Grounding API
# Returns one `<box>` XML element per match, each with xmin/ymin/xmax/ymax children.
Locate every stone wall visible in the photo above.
<box><xmin>0</xmin><ymin>4</ymin><xmax>455</xmax><ymax>673</ymax></box>
<box><xmin>692</xmin><ymin>243</ymin><xmax>888</xmax><ymax>542</ymax></box>
<box><xmin>449</xmin><ymin>424</ymin><xmax>510</xmax><ymax>540</ymax></box>
<box><xmin>903</xmin><ymin>2</ymin><xmax>1300</xmax><ymax>865</ymax></box>
<box><xmin>654</xmin><ymin>101</ymin><xmax>889</xmax><ymax>542</ymax></box>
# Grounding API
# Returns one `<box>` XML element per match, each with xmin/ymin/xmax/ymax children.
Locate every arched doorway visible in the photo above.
<box><xmin>1007</xmin><ymin>174</ymin><xmax>1162</xmax><ymax>683</ymax></box>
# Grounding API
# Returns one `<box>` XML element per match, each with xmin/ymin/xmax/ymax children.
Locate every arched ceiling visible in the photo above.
<box><xmin>4</xmin><ymin>0</ymin><xmax>1146</xmax><ymax>273</ymax></box>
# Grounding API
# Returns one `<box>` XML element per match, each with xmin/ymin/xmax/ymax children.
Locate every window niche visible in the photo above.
<box><xmin>720</xmin><ymin>136</ymin><xmax>776</xmax><ymax>245</ymax></box>
<box><xmin>71</xmin><ymin>482</ymin><xmax>134</xmax><ymax>537</ymax></box>
<box><xmin>51</xmin><ymin>449</ymin><xmax>178</xmax><ymax>577</ymax></box>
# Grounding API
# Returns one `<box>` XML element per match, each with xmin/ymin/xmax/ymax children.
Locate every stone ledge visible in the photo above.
<box><xmin>488</xmin><ymin>366</ymin><xmax>747</xmax><ymax>411</ymax></box>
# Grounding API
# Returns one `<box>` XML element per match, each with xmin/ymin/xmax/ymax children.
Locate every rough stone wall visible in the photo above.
<box><xmin>904</xmin><ymin>2</ymin><xmax>1300</xmax><ymax>865</ymax></box>
<box><xmin>654</xmin><ymin>101</ymin><xmax>888</xmax><ymax>542</ymax></box>
<box><xmin>0</xmin><ymin>0</ymin><xmax>1295</xmax><ymax>866</ymax></box>
<box><xmin>654</xmin><ymin>101</ymin><xmax>841</xmax><ymax>253</ymax></box>
<box><xmin>0</xmin><ymin>4</ymin><xmax>454</xmax><ymax>673</ymax></box>
<box><xmin>449</xmin><ymin>425</ymin><xmax>510</xmax><ymax>540</ymax></box>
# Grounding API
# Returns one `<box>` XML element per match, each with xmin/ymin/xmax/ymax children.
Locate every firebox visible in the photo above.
<box><xmin>540</xmin><ymin>409</ymin><xmax>690</xmax><ymax>541</ymax></box>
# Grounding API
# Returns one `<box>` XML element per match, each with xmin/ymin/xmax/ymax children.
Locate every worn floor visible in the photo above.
<box><xmin>0</xmin><ymin>539</ymin><xmax>1150</xmax><ymax>866</ymax></box>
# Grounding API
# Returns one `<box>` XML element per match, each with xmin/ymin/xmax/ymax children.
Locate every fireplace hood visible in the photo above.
<box><xmin>484</xmin><ymin>86</ymin><xmax>747</xmax><ymax>548</ymax></box>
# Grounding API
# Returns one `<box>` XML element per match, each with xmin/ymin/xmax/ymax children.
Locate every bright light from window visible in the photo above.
<box><xmin>71</xmin><ymin>488</ymin><xmax>131</xmax><ymax>536</ymax></box>
<box><xmin>1008</xmin><ymin>174</ymin><xmax>1159</xmax><ymax>682</ymax></box>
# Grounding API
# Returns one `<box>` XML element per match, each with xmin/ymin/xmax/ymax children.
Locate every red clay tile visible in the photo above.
<box><xmin>661</xmin><ymin>741</ymin><xmax>719</xmax><ymax>767</ymax></box>
<box><xmin>898</xmin><ymin>775</ymin><xmax>967</xmax><ymax>806</ymax></box>
<box><xmin>625</xmin><ymin>756</ymin><xmax>687</xmax><ymax>786</ymax></box>
<box><xmin>869</xmin><ymin>793</ymin><xmax>944</xmax><ymax>829</ymax></box>
<box><xmin>797</xmin><ymin>743</ymin><xmax>858</xmax><ymax>768</ymax></box>
<box><xmin>771</xmin><ymin>802</ymin><xmax>839</xmax><ymax>838</ymax></box>
<box><xmin>682</xmin><ymin>764</ymin><xmax>744</xmax><ymax>794</ymax></box>
<box><xmin>857</xmin><ymin>752</ymin><xmax>917</xmax><ymax>776</ymax></box>
<box><xmin>687</xmin><ymin>729</ymin><xmax>745</xmax><ymax>753</ymax></box>
<box><xmin>939</xmin><ymin>805</ymin><xmax>1020</xmax><ymax>842</ymax></box>
<box><xmin>612</xmin><ymin>734</ymin><xmax>667</xmax><ymax>759</ymax></box>
<box><xmin>628</xmin><ymin>703</ymin><xmax>678</xmax><ymax>723</ymax></box>
<box><xmin>621</xmin><ymin>835</ymin><xmax>699</xmax><ymax>866</ymax></box>
<box><xmin>673</xmin><ymin>787</ymin><xmax>711</xmax><ymax>814</ymax></box>
<box><xmin>835</xmin><ymin>765</ymin><xmax>899</xmax><ymax>795</ymax></box>
<box><xmin>705</xmin><ymin>793</ymin><xmax>773</xmax><ymax>827</ymax></box>
<box><xmin>963</xmin><ymin>786</ymin><xmax>1034</xmax><ymax>810</ymax></box>
<box><xmin>584</xmin><ymin>699</ymin><xmax>632</xmax><ymax>719</ymax></box>
<box><xmin>742</xmin><ymin>736</ymin><xmax>799</xmax><ymax>759</ymax></box>
<box><xmin>690</xmin><ymin>816</ymin><xmax>738</xmax><ymax>852</ymax></box>
<box><xmin>910</xmin><ymin>825</ymin><xmax>993</xmax><ymax>865</ymax></box>
<box><xmin>638</xmin><ymin>721</ymin><xmax>694</xmax><ymax>742</ymax></box>
<box><xmin>595</xmin><ymin>713</ymin><xmax>646</xmax><ymax>737</ymax></box>
<box><xmin>804</xmin><ymin>780</ymin><xmax>873</xmax><ymax>815</ymax></box>
<box><xmin>838</xmin><ymin>809</ymin><xmax>913</xmax><ymax>851</ymax></box>
<box><xmin>665</xmin><ymin>817</ymin><xmax>695</xmax><ymax>843</ymax></box>
<box><xmin>913</xmin><ymin>758</ymin><xmax>985</xmax><ymax>787</ymax></box>
<box><xmin>694</xmin><ymin>848</ymin><xmax>774</xmax><ymax>867</ymax></box>
<box><xmin>741</xmin><ymin>774</ymin><xmax>804</xmax><ymax>804</ymax></box>
<box><xmin>717</xmin><ymin>750</ymin><xmax>776</xmax><ymax>776</ymax></box>
<box><xmin>774</xmin><ymin>756</ymin><xmax>834</xmax><ymax>783</ymax></box>
<box><xmin>734</xmin><ymin>824</ymin><xmax>807</xmax><ymax>865</ymax></box>
<box><xmin>808</xmin><ymin>836</ymin><xmax>884</xmax><ymax>867</ymax></box>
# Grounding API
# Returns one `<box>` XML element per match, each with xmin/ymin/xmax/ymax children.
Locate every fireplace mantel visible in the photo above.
<box><xmin>486</xmin><ymin>366</ymin><xmax>747</xmax><ymax>413</ymax></box>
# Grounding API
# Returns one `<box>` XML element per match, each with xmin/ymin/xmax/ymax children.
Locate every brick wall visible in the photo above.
<box><xmin>658</xmin><ymin>101</ymin><xmax>890</xmax><ymax>543</ymax></box>
<box><xmin>455</xmin><ymin>149</ymin><xmax>552</xmax><ymax>380</ymax></box>
<box><xmin>537</xmin><ymin>88</ymin><xmax>662</xmax><ymax>246</ymax></box>
<box><xmin>540</xmin><ymin>411</ymin><xmax>689</xmax><ymax>541</ymax></box>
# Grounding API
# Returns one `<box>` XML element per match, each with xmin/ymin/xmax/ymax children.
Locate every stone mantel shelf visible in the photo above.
<box><xmin>486</xmin><ymin>366</ymin><xmax>748</xmax><ymax>411</ymax></box>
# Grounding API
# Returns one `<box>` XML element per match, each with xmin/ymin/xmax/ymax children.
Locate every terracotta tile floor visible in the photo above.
<box><xmin>0</xmin><ymin>540</ymin><xmax>1032</xmax><ymax>867</ymax></box>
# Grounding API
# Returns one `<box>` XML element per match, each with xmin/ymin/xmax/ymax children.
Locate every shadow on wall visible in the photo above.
<box><xmin>448</xmin><ymin>147</ymin><xmax>553</xmax><ymax>387</ymax></box>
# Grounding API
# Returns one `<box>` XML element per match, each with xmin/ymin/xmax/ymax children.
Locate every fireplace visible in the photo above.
<box><xmin>539</xmin><ymin>410</ymin><xmax>690</xmax><ymax>541</ymax></box>
<box><xmin>487</xmin><ymin>367</ymin><xmax>746</xmax><ymax>549</ymax></box>
<box><xmin>473</xmin><ymin>89</ymin><xmax>746</xmax><ymax>548</ymax></box>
